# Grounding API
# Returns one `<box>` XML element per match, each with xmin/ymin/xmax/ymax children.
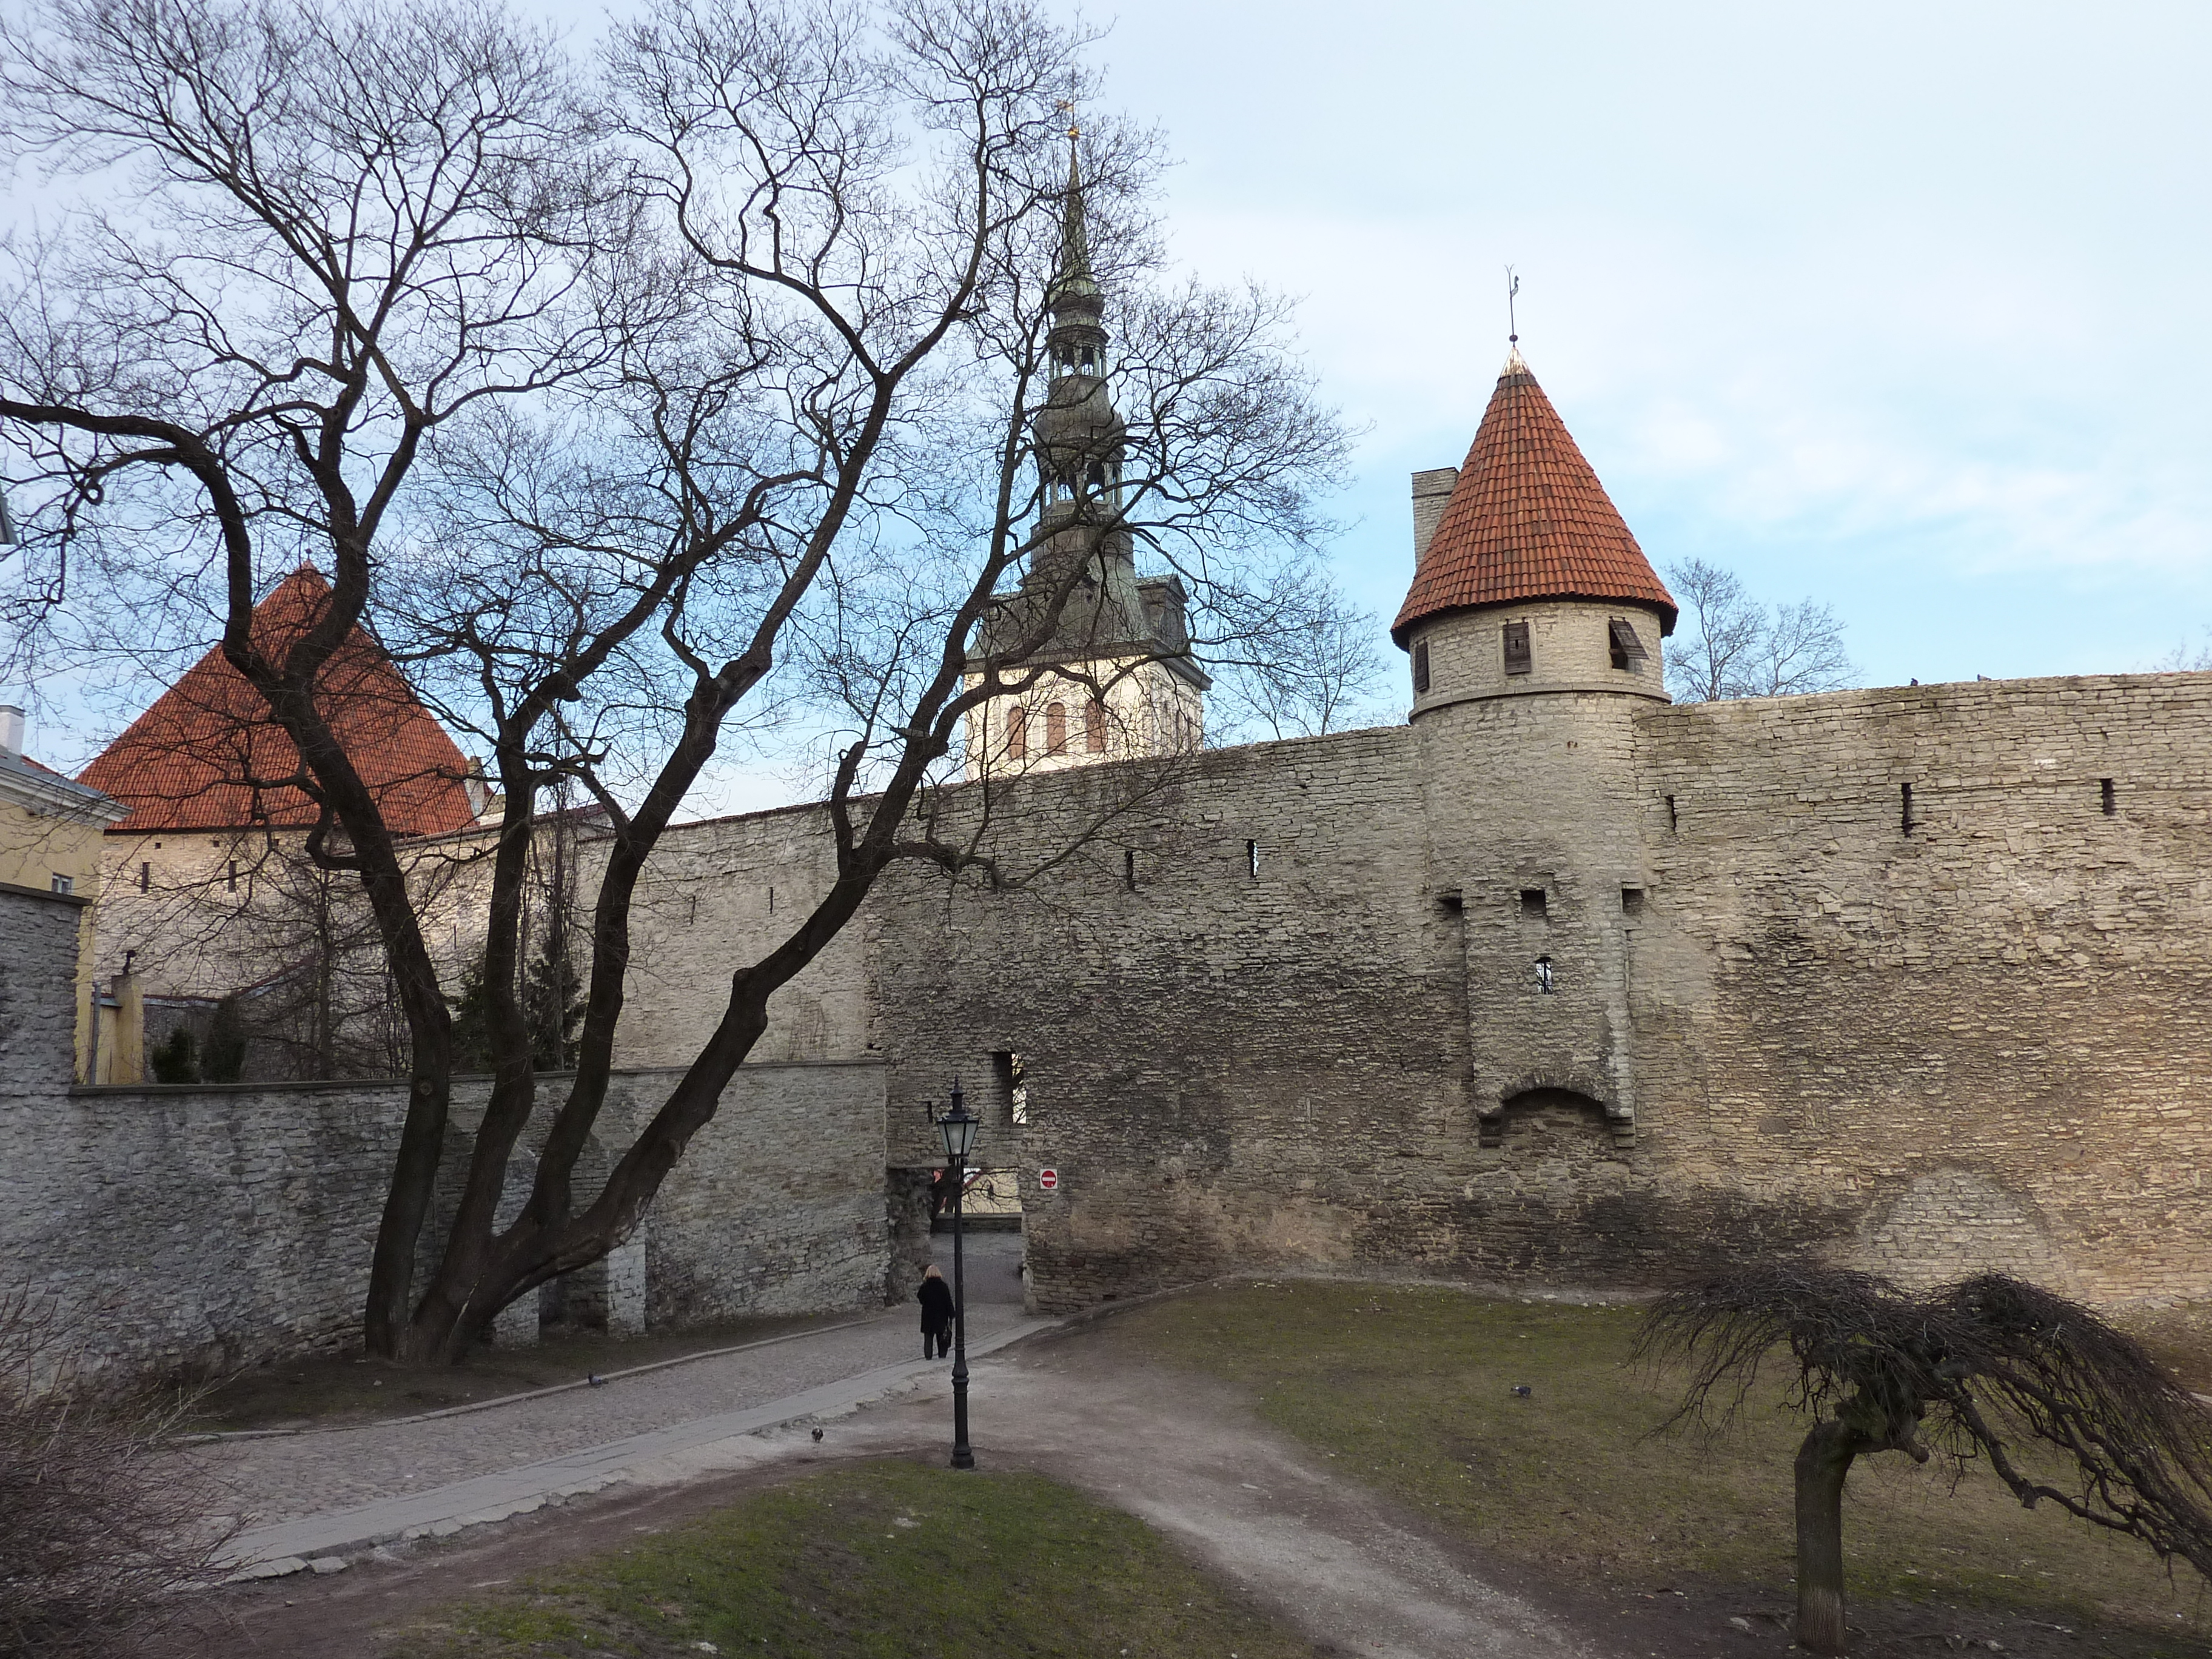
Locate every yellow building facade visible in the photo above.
<box><xmin>0</xmin><ymin>703</ymin><xmax>129</xmax><ymax>1078</ymax></box>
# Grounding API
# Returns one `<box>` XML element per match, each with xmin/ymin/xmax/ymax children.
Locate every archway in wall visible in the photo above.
<box><xmin>1489</xmin><ymin>1087</ymin><xmax>1620</xmax><ymax>1158</ymax></box>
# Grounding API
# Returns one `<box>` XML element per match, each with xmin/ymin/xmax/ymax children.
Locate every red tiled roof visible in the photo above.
<box><xmin>79</xmin><ymin>568</ymin><xmax>478</xmax><ymax>836</ymax></box>
<box><xmin>1392</xmin><ymin>352</ymin><xmax>1676</xmax><ymax>645</ymax></box>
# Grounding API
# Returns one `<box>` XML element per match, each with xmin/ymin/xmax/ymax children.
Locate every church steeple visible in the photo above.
<box><xmin>1035</xmin><ymin>129</ymin><xmax>1121</xmax><ymax>513</ymax></box>
<box><xmin>958</xmin><ymin>132</ymin><xmax>1208</xmax><ymax>782</ymax></box>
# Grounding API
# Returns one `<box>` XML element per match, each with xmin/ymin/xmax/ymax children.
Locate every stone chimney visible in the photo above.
<box><xmin>1410</xmin><ymin>469</ymin><xmax>1458</xmax><ymax>560</ymax></box>
<box><xmin>0</xmin><ymin>703</ymin><xmax>24</xmax><ymax>759</ymax></box>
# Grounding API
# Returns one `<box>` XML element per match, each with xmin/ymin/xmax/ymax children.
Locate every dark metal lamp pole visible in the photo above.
<box><xmin>936</xmin><ymin>1080</ymin><xmax>980</xmax><ymax>1470</ymax></box>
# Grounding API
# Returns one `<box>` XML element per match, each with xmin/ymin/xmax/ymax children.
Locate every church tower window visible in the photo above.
<box><xmin>1045</xmin><ymin>702</ymin><xmax>1068</xmax><ymax>754</ymax></box>
<box><xmin>1007</xmin><ymin>705</ymin><xmax>1028</xmax><ymax>762</ymax></box>
<box><xmin>1412</xmin><ymin>638</ymin><xmax>1430</xmax><ymax>694</ymax></box>
<box><xmin>1085</xmin><ymin>698</ymin><xmax>1107</xmax><ymax>752</ymax></box>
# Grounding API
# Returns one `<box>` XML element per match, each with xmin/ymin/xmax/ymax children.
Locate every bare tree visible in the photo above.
<box><xmin>2150</xmin><ymin>631</ymin><xmax>2212</xmax><ymax>672</ymax></box>
<box><xmin>1637</xmin><ymin>1267</ymin><xmax>2212</xmax><ymax>1656</ymax></box>
<box><xmin>1205</xmin><ymin>561</ymin><xmax>1390</xmax><ymax>742</ymax></box>
<box><xmin>1</xmin><ymin>0</ymin><xmax>1347</xmax><ymax>1361</ymax></box>
<box><xmin>1664</xmin><ymin>557</ymin><xmax>1854</xmax><ymax>702</ymax></box>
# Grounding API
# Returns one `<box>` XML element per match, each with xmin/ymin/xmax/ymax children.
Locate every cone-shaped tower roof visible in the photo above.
<box><xmin>1392</xmin><ymin>350</ymin><xmax>1675</xmax><ymax>646</ymax></box>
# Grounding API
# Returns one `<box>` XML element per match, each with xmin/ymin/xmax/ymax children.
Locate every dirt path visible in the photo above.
<box><xmin>192</xmin><ymin>1315</ymin><xmax>1611</xmax><ymax>1658</ymax></box>
<box><xmin>188</xmin><ymin>1313</ymin><xmax>2163</xmax><ymax>1659</ymax></box>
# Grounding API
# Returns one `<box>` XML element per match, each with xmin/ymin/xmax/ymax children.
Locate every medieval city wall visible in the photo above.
<box><xmin>859</xmin><ymin>671</ymin><xmax>2212</xmax><ymax>1312</ymax></box>
<box><xmin>614</xmin><ymin>800</ymin><xmax>877</xmax><ymax>1070</ymax></box>
<box><xmin>1</xmin><ymin>882</ymin><xmax>890</xmax><ymax>1382</ymax></box>
<box><xmin>1627</xmin><ymin>671</ymin><xmax>2212</xmax><ymax>1305</ymax></box>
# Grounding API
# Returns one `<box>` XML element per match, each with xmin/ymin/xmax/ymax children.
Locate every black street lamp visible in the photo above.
<box><xmin>934</xmin><ymin>1081</ymin><xmax>980</xmax><ymax>1470</ymax></box>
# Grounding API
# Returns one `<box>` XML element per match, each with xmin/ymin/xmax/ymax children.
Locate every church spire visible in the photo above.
<box><xmin>1035</xmin><ymin>124</ymin><xmax>1120</xmax><ymax>513</ymax></box>
<box><xmin>1050</xmin><ymin>127</ymin><xmax>1099</xmax><ymax>310</ymax></box>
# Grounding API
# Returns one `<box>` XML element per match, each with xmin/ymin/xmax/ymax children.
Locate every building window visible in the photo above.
<box><xmin>1085</xmin><ymin>698</ymin><xmax>1107</xmax><ymax>752</ymax></box>
<box><xmin>1007</xmin><ymin>705</ymin><xmax>1028</xmax><ymax>761</ymax></box>
<box><xmin>138</xmin><ymin>861</ymin><xmax>150</xmax><ymax>893</ymax></box>
<box><xmin>1621</xmin><ymin>886</ymin><xmax>1646</xmax><ymax>914</ymax></box>
<box><xmin>1503</xmin><ymin>621</ymin><xmax>1532</xmax><ymax>675</ymax></box>
<box><xmin>1412</xmin><ymin>638</ymin><xmax>1430</xmax><ymax>694</ymax></box>
<box><xmin>227</xmin><ymin>861</ymin><xmax>240</xmax><ymax>892</ymax></box>
<box><xmin>1520</xmin><ymin>887</ymin><xmax>1547</xmax><ymax>918</ymax></box>
<box><xmin>50</xmin><ymin>873</ymin><xmax>73</xmax><ymax>896</ymax></box>
<box><xmin>1045</xmin><ymin>701</ymin><xmax>1068</xmax><ymax>755</ymax></box>
<box><xmin>1607</xmin><ymin>617</ymin><xmax>1647</xmax><ymax>671</ymax></box>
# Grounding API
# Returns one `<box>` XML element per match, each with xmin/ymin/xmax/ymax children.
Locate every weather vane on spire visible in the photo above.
<box><xmin>1506</xmin><ymin>266</ymin><xmax>1521</xmax><ymax>346</ymax></box>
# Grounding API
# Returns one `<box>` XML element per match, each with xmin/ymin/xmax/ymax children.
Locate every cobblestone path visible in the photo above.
<box><xmin>196</xmin><ymin>1233</ymin><xmax>1027</xmax><ymax>1529</ymax></box>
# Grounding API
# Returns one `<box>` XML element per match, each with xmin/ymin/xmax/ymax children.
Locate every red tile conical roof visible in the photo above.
<box><xmin>1392</xmin><ymin>352</ymin><xmax>1675</xmax><ymax>645</ymax></box>
<box><xmin>79</xmin><ymin>567</ymin><xmax>478</xmax><ymax>836</ymax></box>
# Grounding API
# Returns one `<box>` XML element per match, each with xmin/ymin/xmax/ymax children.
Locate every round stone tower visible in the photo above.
<box><xmin>1394</xmin><ymin>349</ymin><xmax>1676</xmax><ymax>1148</ymax></box>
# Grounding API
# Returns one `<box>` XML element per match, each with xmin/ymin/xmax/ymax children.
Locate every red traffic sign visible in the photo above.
<box><xmin>1037</xmin><ymin>1168</ymin><xmax>1059</xmax><ymax>1191</ymax></box>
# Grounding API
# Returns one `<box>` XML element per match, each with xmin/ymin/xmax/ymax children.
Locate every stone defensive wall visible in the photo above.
<box><xmin>846</xmin><ymin>671</ymin><xmax>2212</xmax><ymax>1313</ymax></box>
<box><xmin>0</xmin><ymin>882</ymin><xmax>889</xmax><ymax>1384</ymax></box>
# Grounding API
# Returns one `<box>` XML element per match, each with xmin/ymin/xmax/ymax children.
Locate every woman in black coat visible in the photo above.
<box><xmin>917</xmin><ymin>1264</ymin><xmax>955</xmax><ymax>1358</ymax></box>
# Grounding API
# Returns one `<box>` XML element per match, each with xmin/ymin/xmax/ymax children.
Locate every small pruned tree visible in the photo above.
<box><xmin>1638</xmin><ymin>1266</ymin><xmax>2212</xmax><ymax>1655</ymax></box>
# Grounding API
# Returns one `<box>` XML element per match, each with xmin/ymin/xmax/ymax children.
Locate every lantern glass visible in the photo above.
<box><xmin>937</xmin><ymin>1103</ymin><xmax>980</xmax><ymax>1163</ymax></box>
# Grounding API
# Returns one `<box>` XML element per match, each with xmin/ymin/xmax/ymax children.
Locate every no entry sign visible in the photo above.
<box><xmin>1037</xmin><ymin>1168</ymin><xmax>1059</xmax><ymax>1191</ymax></box>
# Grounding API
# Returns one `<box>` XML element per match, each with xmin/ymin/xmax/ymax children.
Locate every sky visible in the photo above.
<box><xmin>10</xmin><ymin>0</ymin><xmax>2212</xmax><ymax>799</ymax></box>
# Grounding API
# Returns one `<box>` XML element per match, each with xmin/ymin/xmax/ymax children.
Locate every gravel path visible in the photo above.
<box><xmin>196</xmin><ymin>1233</ymin><xmax>1027</xmax><ymax>1529</ymax></box>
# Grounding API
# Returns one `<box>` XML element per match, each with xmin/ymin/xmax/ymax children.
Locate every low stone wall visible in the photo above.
<box><xmin>5</xmin><ymin>876</ymin><xmax>892</xmax><ymax>1383</ymax></box>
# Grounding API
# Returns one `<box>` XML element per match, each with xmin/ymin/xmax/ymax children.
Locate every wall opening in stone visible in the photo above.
<box><xmin>1520</xmin><ymin>887</ymin><xmax>1547</xmax><ymax>919</ymax></box>
<box><xmin>992</xmin><ymin>1049</ymin><xmax>1030</xmax><ymax>1126</ymax></box>
<box><xmin>1487</xmin><ymin>1087</ymin><xmax>1616</xmax><ymax>1156</ymax></box>
<box><xmin>2101</xmin><ymin>777</ymin><xmax>2116</xmax><ymax>816</ymax></box>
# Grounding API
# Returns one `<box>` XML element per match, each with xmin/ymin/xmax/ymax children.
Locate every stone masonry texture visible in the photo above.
<box><xmin>8</xmin><ymin>654</ymin><xmax>2211</xmax><ymax>1379</ymax></box>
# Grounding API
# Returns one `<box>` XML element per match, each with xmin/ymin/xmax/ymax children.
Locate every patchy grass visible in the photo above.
<box><xmin>1121</xmin><ymin>1281</ymin><xmax>2212</xmax><ymax>1647</ymax></box>
<box><xmin>186</xmin><ymin>1314</ymin><xmax>848</xmax><ymax>1433</ymax></box>
<box><xmin>385</xmin><ymin>1458</ymin><xmax>1319</xmax><ymax>1658</ymax></box>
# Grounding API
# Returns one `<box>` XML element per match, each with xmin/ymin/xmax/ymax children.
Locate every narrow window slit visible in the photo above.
<box><xmin>2100</xmin><ymin>778</ymin><xmax>2116</xmax><ymax>816</ymax></box>
<box><xmin>1245</xmin><ymin>839</ymin><xmax>1259</xmax><ymax>879</ymax></box>
<box><xmin>1900</xmin><ymin>782</ymin><xmax>1914</xmax><ymax>836</ymax></box>
<box><xmin>1124</xmin><ymin>848</ymin><xmax>1137</xmax><ymax>890</ymax></box>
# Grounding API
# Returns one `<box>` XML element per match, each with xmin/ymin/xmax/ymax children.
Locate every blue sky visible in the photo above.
<box><xmin>12</xmin><ymin>0</ymin><xmax>2211</xmax><ymax>792</ymax></box>
<box><xmin>1083</xmin><ymin>0</ymin><xmax>2212</xmax><ymax>685</ymax></box>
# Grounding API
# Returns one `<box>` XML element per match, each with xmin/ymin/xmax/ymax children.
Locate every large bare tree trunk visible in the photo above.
<box><xmin>1793</xmin><ymin>1417</ymin><xmax>1866</xmax><ymax>1655</ymax></box>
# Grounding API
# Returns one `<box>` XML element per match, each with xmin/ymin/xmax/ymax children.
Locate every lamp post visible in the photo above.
<box><xmin>935</xmin><ymin>1081</ymin><xmax>980</xmax><ymax>1470</ymax></box>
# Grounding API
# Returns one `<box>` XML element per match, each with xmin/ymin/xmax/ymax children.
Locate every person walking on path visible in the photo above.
<box><xmin>917</xmin><ymin>1264</ymin><xmax>955</xmax><ymax>1359</ymax></box>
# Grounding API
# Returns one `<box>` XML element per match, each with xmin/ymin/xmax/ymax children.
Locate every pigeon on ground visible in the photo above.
<box><xmin>588</xmin><ymin>1373</ymin><xmax>605</xmax><ymax>1387</ymax></box>
<box><xmin>811</xmin><ymin>1427</ymin><xmax>825</xmax><ymax>1443</ymax></box>
<box><xmin>1511</xmin><ymin>1385</ymin><xmax>1532</xmax><ymax>1398</ymax></box>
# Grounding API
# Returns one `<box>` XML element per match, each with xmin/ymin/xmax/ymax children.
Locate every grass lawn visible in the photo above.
<box><xmin>386</xmin><ymin>1458</ymin><xmax>1319</xmax><ymax>1658</ymax></box>
<box><xmin>1119</xmin><ymin>1281</ymin><xmax>2212</xmax><ymax>1646</ymax></box>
